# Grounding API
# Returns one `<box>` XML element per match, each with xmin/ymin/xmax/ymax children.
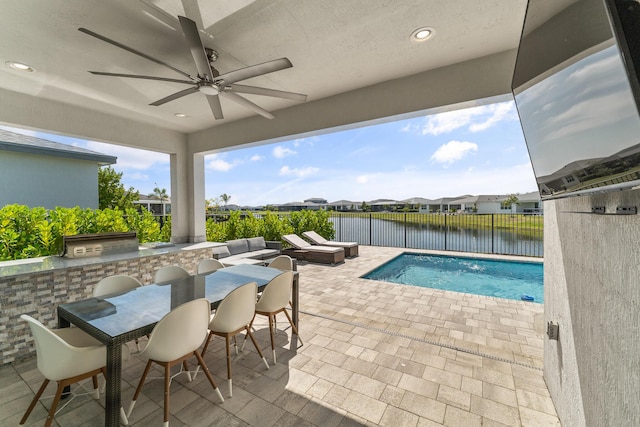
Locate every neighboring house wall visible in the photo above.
<box><xmin>0</xmin><ymin>151</ymin><xmax>100</xmax><ymax>209</ymax></box>
<box><xmin>544</xmin><ymin>188</ymin><xmax>640</xmax><ymax>426</ymax></box>
<box><xmin>475</xmin><ymin>201</ymin><xmax>502</xmax><ymax>214</ymax></box>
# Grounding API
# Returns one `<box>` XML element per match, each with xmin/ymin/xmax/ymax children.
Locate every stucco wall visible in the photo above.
<box><xmin>544</xmin><ymin>189</ymin><xmax>640</xmax><ymax>426</ymax></box>
<box><xmin>0</xmin><ymin>151</ymin><xmax>99</xmax><ymax>209</ymax></box>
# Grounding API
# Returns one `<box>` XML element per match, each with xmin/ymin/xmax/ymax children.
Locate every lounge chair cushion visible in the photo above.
<box><xmin>282</xmin><ymin>234</ymin><xmax>312</xmax><ymax>249</ymax></box>
<box><xmin>212</xmin><ymin>246</ymin><xmax>231</xmax><ymax>259</ymax></box>
<box><xmin>226</xmin><ymin>238</ymin><xmax>249</xmax><ymax>255</ymax></box>
<box><xmin>247</xmin><ymin>237</ymin><xmax>267</xmax><ymax>251</ymax></box>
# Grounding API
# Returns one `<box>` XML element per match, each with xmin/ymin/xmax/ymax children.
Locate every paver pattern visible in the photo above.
<box><xmin>0</xmin><ymin>246</ymin><xmax>559</xmax><ymax>426</ymax></box>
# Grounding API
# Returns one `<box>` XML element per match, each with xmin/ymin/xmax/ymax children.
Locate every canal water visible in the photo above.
<box><xmin>330</xmin><ymin>216</ymin><xmax>543</xmax><ymax>257</ymax></box>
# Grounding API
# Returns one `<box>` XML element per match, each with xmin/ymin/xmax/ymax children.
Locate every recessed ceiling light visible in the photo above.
<box><xmin>174</xmin><ymin>113</ymin><xmax>188</xmax><ymax>118</ymax></box>
<box><xmin>6</xmin><ymin>61</ymin><xmax>35</xmax><ymax>72</ymax></box>
<box><xmin>410</xmin><ymin>27</ymin><xmax>435</xmax><ymax>43</ymax></box>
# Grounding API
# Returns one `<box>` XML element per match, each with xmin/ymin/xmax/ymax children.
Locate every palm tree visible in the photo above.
<box><xmin>153</xmin><ymin>183</ymin><xmax>169</xmax><ymax>215</ymax></box>
<box><xmin>153</xmin><ymin>184</ymin><xmax>168</xmax><ymax>203</ymax></box>
<box><xmin>220</xmin><ymin>193</ymin><xmax>231</xmax><ymax>211</ymax></box>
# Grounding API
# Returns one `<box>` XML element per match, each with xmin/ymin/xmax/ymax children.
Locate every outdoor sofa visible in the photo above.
<box><xmin>302</xmin><ymin>230</ymin><xmax>359</xmax><ymax>257</ymax></box>
<box><xmin>281</xmin><ymin>234</ymin><xmax>345</xmax><ymax>265</ymax></box>
<box><xmin>211</xmin><ymin>237</ymin><xmax>281</xmax><ymax>266</ymax></box>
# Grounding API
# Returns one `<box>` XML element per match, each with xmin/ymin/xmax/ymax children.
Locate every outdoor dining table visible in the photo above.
<box><xmin>57</xmin><ymin>263</ymin><xmax>299</xmax><ymax>427</ymax></box>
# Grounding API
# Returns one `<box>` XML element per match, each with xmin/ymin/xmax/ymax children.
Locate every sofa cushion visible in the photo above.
<box><xmin>226</xmin><ymin>239</ymin><xmax>249</xmax><ymax>255</ymax></box>
<box><xmin>212</xmin><ymin>245</ymin><xmax>231</xmax><ymax>259</ymax></box>
<box><xmin>247</xmin><ymin>248</ymin><xmax>281</xmax><ymax>260</ymax></box>
<box><xmin>247</xmin><ymin>237</ymin><xmax>267</xmax><ymax>252</ymax></box>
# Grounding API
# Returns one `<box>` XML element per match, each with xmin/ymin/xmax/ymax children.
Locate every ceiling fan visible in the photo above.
<box><xmin>78</xmin><ymin>16</ymin><xmax>307</xmax><ymax>120</ymax></box>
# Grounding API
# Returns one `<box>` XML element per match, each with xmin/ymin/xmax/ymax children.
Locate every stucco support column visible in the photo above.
<box><xmin>189</xmin><ymin>153</ymin><xmax>206</xmax><ymax>242</ymax></box>
<box><xmin>169</xmin><ymin>150</ymin><xmax>187</xmax><ymax>243</ymax></box>
<box><xmin>169</xmin><ymin>149</ymin><xmax>206</xmax><ymax>243</ymax></box>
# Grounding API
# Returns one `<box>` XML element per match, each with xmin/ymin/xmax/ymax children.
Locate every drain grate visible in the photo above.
<box><xmin>300</xmin><ymin>310</ymin><xmax>542</xmax><ymax>371</ymax></box>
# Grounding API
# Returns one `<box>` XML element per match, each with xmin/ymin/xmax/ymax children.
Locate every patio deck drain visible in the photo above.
<box><xmin>300</xmin><ymin>310</ymin><xmax>542</xmax><ymax>370</ymax></box>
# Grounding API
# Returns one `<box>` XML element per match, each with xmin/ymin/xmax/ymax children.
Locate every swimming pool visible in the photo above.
<box><xmin>362</xmin><ymin>253</ymin><xmax>543</xmax><ymax>303</ymax></box>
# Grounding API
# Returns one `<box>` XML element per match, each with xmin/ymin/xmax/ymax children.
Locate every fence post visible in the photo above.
<box><xmin>444</xmin><ymin>214</ymin><xmax>447</xmax><ymax>251</ymax></box>
<box><xmin>491</xmin><ymin>214</ymin><xmax>495</xmax><ymax>254</ymax></box>
<box><xmin>369</xmin><ymin>213</ymin><xmax>372</xmax><ymax>245</ymax></box>
<box><xmin>404</xmin><ymin>213</ymin><xmax>407</xmax><ymax>248</ymax></box>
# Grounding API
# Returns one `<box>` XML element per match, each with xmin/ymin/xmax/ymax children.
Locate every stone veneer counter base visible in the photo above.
<box><xmin>0</xmin><ymin>242</ymin><xmax>224</xmax><ymax>365</ymax></box>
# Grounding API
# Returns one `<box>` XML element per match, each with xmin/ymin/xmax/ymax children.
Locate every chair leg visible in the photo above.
<box><xmin>127</xmin><ymin>359</ymin><xmax>153</xmax><ymax>419</ymax></box>
<box><xmin>182</xmin><ymin>360</ymin><xmax>192</xmax><ymax>382</ymax></box>
<box><xmin>193</xmin><ymin>350</ymin><xmax>224</xmax><ymax>403</ymax></box>
<box><xmin>20</xmin><ymin>379</ymin><xmax>49</xmax><ymax>425</ymax></box>
<box><xmin>224</xmin><ymin>335</ymin><xmax>232</xmax><ymax>397</ymax></box>
<box><xmin>268</xmin><ymin>314</ymin><xmax>276</xmax><ymax>364</ymax></box>
<box><xmin>92</xmin><ymin>374</ymin><xmax>100</xmax><ymax>399</ymax></box>
<box><xmin>245</xmin><ymin>326</ymin><xmax>270</xmax><ymax>370</ymax></box>
<box><xmin>45</xmin><ymin>382</ymin><xmax>67</xmax><ymax>427</ymax></box>
<box><xmin>282</xmin><ymin>308</ymin><xmax>302</xmax><ymax>345</ymax></box>
<box><xmin>164</xmin><ymin>363</ymin><xmax>171</xmax><ymax>426</ymax></box>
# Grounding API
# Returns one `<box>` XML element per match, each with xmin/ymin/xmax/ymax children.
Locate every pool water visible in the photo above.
<box><xmin>362</xmin><ymin>253</ymin><xmax>544</xmax><ymax>303</ymax></box>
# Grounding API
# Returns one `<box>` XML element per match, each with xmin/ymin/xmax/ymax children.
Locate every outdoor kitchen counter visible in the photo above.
<box><xmin>0</xmin><ymin>241</ymin><xmax>225</xmax><ymax>365</ymax></box>
<box><xmin>0</xmin><ymin>242</ymin><xmax>225</xmax><ymax>278</ymax></box>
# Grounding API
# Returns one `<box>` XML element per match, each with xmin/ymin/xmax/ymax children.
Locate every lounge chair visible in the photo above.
<box><xmin>281</xmin><ymin>234</ymin><xmax>345</xmax><ymax>265</ymax></box>
<box><xmin>302</xmin><ymin>231</ymin><xmax>359</xmax><ymax>258</ymax></box>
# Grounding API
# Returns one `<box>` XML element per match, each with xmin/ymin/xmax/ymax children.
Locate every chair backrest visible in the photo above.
<box><xmin>267</xmin><ymin>255</ymin><xmax>293</xmax><ymax>271</ymax></box>
<box><xmin>302</xmin><ymin>230</ymin><xmax>328</xmax><ymax>245</ymax></box>
<box><xmin>282</xmin><ymin>234</ymin><xmax>309</xmax><ymax>249</ymax></box>
<box><xmin>142</xmin><ymin>298</ymin><xmax>210</xmax><ymax>362</ymax></box>
<box><xmin>154</xmin><ymin>265</ymin><xmax>190</xmax><ymax>283</ymax></box>
<box><xmin>20</xmin><ymin>314</ymin><xmax>105</xmax><ymax>381</ymax></box>
<box><xmin>209</xmin><ymin>282</ymin><xmax>257</xmax><ymax>333</ymax></box>
<box><xmin>197</xmin><ymin>258</ymin><xmax>225</xmax><ymax>274</ymax></box>
<box><xmin>93</xmin><ymin>274</ymin><xmax>142</xmax><ymax>297</ymax></box>
<box><xmin>255</xmin><ymin>271</ymin><xmax>294</xmax><ymax>313</ymax></box>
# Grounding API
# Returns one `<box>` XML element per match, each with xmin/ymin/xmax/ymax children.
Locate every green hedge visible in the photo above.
<box><xmin>205</xmin><ymin>210</ymin><xmax>335</xmax><ymax>245</ymax></box>
<box><xmin>0</xmin><ymin>204</ymin><xmax>170</xmax><ymax>261</ymax></box>
<box><xmin>0</xmin><ymin>205</ymin><xmax>335</xmax><ymax>261</ymax></box>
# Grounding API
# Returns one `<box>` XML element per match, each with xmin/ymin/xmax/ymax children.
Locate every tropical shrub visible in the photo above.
<box><xmin>204</xmin><ymin>210</ymin><xmax>330</xmax><ymax>244</ymax></box>
<box><xmin>0</xmin><ymin>204</ymin><xmax>170</xmax><ymax>261</ymax></box>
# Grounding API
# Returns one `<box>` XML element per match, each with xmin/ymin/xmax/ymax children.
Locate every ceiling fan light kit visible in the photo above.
<box><xmin>79</xmin><ymin>16</ymin><xmax>306</xmax><ymax>120</ymax></box>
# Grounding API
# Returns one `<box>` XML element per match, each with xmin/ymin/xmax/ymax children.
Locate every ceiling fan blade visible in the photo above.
<box><xmin>78</xmin><ymin>28</ymin><xmax>193</xmax><ymax>80</ymax></box>
<box><xmin>89</xmin><ymin>71</ymin><xmax>193</xmax><ymax>85</ymax></box>
<box><xmin>178</xmin><ymin>16</ymin><xmax>215</xmax><ymax>81</ymax></box>
<box><xmin>220</xmin><ymin>91</ymin><xmax>275</xmax><ymax>119</ymax></box>
<box><xmin>150</xmin><ymin>86</ymin><xmax>199</xmax><ymax>106</ymax></box>
<box><xmin>217</xmin><ymin>58</ymin><xmax>293</xmax><ymax>85</ymax></box>
<box><xmin>206</xmin><ymin>95</ymin><xmax>224</xmax><ymax>120</ymax></box>
<box><xmin>227</xmin><ymin>84</ymin><xmax>307</xmax><ymax>102</ymax></box>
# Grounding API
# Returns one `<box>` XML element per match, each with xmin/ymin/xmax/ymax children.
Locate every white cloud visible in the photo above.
<box><xmin>469</xmin><ymin>102</ymin><xmax>517</xmax><ymax>132</ymax></box>
<box><xmin>421</xmin><ymin>101</ymin><xmax>517</xmax><ymax>135</ymax></box>
<box><xmin>357</xmin><ymin>175</ymin><xmax>372</xmax><ymax>184</ymax></box>
<box><xmin>84</xmin><ymin>141</ymin><xmax>168</xmax><ymax>170</ymax></box>
<box><xmin>250</xmin><ymin>154</ymin><xmax>263</xmax><ymax>161</ymax></box>
<box><xmin>273</xmin><ymin>145</ymin><xmax>296</xmax><ymax>158</ymax></box>
<box><xmin>206</xmin><ymin>154</ymin><xmax>235</xmax><ymax>172</ymax></box>
<box><xmin>431</xmin><ymin>140</ymin><xmax>478</xmax><ymax>164</ymax></box>
<box><xmin>279</xmin><ymin>165</ymin><xmax>319</xmax><ymax>178</ymax></box>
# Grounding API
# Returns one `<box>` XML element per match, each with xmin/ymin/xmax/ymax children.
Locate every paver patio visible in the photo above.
<box><xmin>0</xmin><ymin>246</ymin><xmax>559</xmax><ymax>426</ymax></box>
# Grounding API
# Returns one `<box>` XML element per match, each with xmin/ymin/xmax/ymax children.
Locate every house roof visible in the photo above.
<box><xmin>0</xmin><ymin>128</ymin><xmax>116</xmax><ymax>165</ymax></box>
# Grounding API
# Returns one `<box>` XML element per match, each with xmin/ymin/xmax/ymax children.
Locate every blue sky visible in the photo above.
<box><xmin>2</xmin><ymin>100</ymin><xmax>538</xmax><ymax>206</ymax></box>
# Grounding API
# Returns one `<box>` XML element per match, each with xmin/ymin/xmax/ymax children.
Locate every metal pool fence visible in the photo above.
<box><xmin>328</xmin><ymin>213</ymin><xmax>543</xmax><ymax>257</ymax></box>
<box><xmin>206</xmin><ymin>212</ymin><xmax>544</xmax><ymax>257</ymax></box>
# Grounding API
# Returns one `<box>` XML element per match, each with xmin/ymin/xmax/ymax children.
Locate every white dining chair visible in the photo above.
<box><xmin>127</xmin><ymin>298</ymin><xmax>224</xmax><ymax>426</ymax></box>
<box><xmin>93</xmin><ymin>274</ymin><xmax>144</xmax><ymax>352</ymax></box>
<box><xmin>197</xmin><ymin>258</ymin><xmax>226</xmax><ymax>274</ymax></box>
<box><xmin>248</xmin><ymin>271</ymin><xmax>301</xmax><ymax>364</ymax></box>
<box><xmin>19</xmin><ymin>314</ymin><xmax>114</xmax><ymax>427</ymax></box>
<box><xmin>267</xmin><ymin>254</ymin><xmax>294</xmax><ymax>271</ymax></box>
<box><xmin>200</xmin><ymin>281</ymin><xmax>270</xmax><ymax>397</ymax></box>
<box><xmin>93</xmin><ymin>274</ymin><xmax>143</xmax><ymax>296</ymax></box>
<box><xmin>154</xmin><ymin>265</ymin><xmax>190</xmax><ymax>283</ymax></box>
